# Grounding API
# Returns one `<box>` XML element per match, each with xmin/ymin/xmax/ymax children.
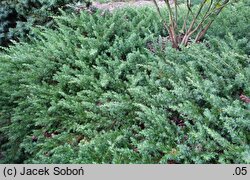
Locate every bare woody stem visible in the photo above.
<box><xmin>152</xmin><ymin>0</ymin><xmax>169</xmax><ymax>31</ymax></box>
<box><xmin>195</xmin><ymin>0</ymin><xmax>230</xmax><ymax>42</ymax></box>
<box><xmin>181</xmin><ymin>0</ymin><xmax>207</xmax><ymax>45</ymax></box>
<box><xmin>152</xmin><ymin>0</ymin><xmax>231</xmax><ymax>49</ymax></box>
<box><xmin>173</xmin><ymin>0</ymin><xmax>178</xmax><ymax>27</ymax></box>
<box><xmin>163</xmin><ymin>0</ymin><xmax>179</xmax><ymax>48</ymax></box>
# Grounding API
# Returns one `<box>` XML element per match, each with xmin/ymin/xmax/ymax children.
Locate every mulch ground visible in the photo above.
<box><xmin>92</xmin><ymin>0</ymin><xmax>172</xmax><ymax>11</ymax></box>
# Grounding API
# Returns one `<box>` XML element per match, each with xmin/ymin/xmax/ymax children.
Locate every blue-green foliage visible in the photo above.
<box><xmin>0</xmin><ymin>3</ymin><xmax>249</xmax><ymax>164</ymax></box>
<box><xmin>0</xmin><ymin>1</ymin><xmax>18</xmax><ymax>47</ymax></box>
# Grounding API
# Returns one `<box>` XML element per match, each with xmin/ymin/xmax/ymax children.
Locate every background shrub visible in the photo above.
<box><xmin>0</xmin><ymin>3</ymin><xmax>249</xmax><ymax>164</ymax></box>
<box><xmin>207</xmin><ymin>0</ymin><xmax>250</xmax><ymax>55</ymax></box>
<box><xmin>0</xmin><ymin>0</ymin><xmax>90</xmax><ymax>47</ymax></box>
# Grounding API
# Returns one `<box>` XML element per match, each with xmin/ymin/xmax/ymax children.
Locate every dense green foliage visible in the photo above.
<box><xmin>0</xmin><ymin>0</ymin><xmax>89</xmax><ymax>47</ymax></box>
<box><xmin>0</xmin><ymin>1</ymin><xmax>249</xmax><ymax>163</ymax></box>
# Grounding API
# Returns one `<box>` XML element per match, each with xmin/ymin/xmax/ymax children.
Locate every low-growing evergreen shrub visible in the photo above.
<box><xmin>0</xmin><ymin>4</ymin><xmax>249</xmax><ymax>164</ymax></box>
